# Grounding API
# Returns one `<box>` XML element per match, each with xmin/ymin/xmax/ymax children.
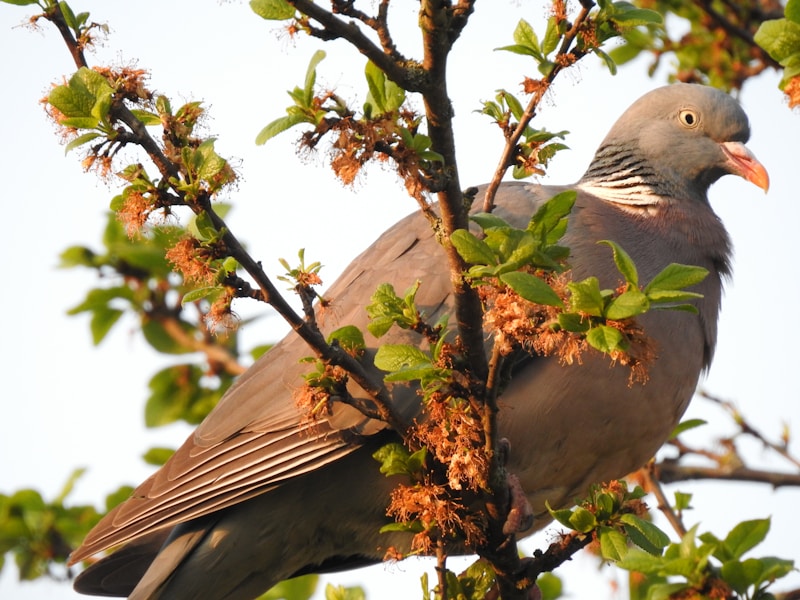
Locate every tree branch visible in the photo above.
<box><xmin>42</xmin><ymin>4</ymin><xmax>406</xmax><ymax>434</ymax></box>
<box><xmin>288</xmin><ymin>0</ymin><xmax>427</xmax><ymax>91</ymax></box>
<box><xmin>46</xmin><ymin>3</ymin><xmax>87</xmax><ymax>68</ymax></box>
<box><xmin>418</xmin><ymin>0</ymin><xmax>486</xmax><ymax>380</ymax></box>
<box><xmin>654</xmin><ymin>461</ymin><xmax>800</xmax><ymax>488</ymax></box>
<box><xmin>699</xmin><ymin>390</ymin><xmax>800</xmax><ymax>470</ymax></box>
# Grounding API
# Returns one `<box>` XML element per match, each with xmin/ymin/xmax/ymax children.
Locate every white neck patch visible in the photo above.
<box><xmin>577</xmin><ymin>180</ymin><xmax>665</xmax><ymax>216</ymax></box>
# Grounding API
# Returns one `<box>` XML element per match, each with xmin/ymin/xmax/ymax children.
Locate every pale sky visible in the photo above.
<box><xmin>1</xmin><ymin>1</ymin><xmax>798</xmax><ymax>598</ymax></box>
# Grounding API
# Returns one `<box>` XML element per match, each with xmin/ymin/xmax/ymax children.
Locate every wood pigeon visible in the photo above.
<box><xmin>69</xmin><ymin>83</ymin><xmax>769</xmax><ymax>599</ymax></box>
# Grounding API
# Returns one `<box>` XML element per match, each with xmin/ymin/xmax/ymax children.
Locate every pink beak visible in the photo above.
<box><xmin>721</xmin><ymin>141</ymin><xmax>770</xmax><ymax>192</ymax></box>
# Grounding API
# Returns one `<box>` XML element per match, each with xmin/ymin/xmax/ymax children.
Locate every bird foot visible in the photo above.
<box><xmin>502</xmin><ymin>473</ymin><xmax>534</xmax><ymax>535</ymax></box>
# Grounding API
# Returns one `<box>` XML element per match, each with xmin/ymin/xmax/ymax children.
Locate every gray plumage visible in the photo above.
<box><xmin>70</xmin><ymin>83</ymin><xmax>768</xmax><ymax>599</ymax></box>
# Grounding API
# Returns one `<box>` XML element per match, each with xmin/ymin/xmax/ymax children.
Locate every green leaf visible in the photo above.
<box><xmin>457</xmin><ymin>559</ymin><xmax>497</xmax><ymax>600</ymax></box>
<box><xmin>569</xmin><ymin>506</ymin><xmax>598</xmax><ymax>533</ymax></box>
<box><xmin>59</xmin><ymin>1</ymin><xmax>78</xmax><ymax>31</ymax></box>
<box><xmin>366</xmin><ymin>282</ymin><xmax>421</xmax><ymax>338</ymax></box>
<box><xmin>374</xmin><ymin>344</ymin><xmax>430</xmax><ymax>372</ymax></box>
<box><xmin>595</xmin><ymin>48</ymin><xmax>618</xmax><ymax>75</ymax></box>
<box><xmin>496</xmin><ymin>19</ymin><xmax>544</xmax><ymax>60</ymax></box>
<box><xmin>500</xmin><ymin>271</ymin><xmax>564</xmax><ymax>307</ymax></box>
<box><xmin>380</xmin><ymin>521</ymin><xmax>424</xmax><ymax>534</ymax></box>
<box><xmin>372</xmin><ymin>442</ymin><xmax>414</xmax><ymax>476</ymax></box>
<box><xmin>644</xmin><ymin>263</ymin><xmax>708</xmax><ymax>293</ymax></box>
<box><xmin>451</xmin><ymin>229</ymin><xmax>497</xmax><ymax>266</ymax></box>
<box><xmin>541</xmin><ymin>16</ymin><xmax>561</xmax><ymax>56</ymax></box>
<box><xmin>586</xmin><ymin>324</ymin><xmax>625</xmax><ymax>353</ymax></box>
<box><xmin>528</xmin><ymin>190</ymin><xmax>576</xmax><ymax>244</ymax></box>
<box><xmin>327</xmin><ymin>325</ymin><xmax>365</xmax><ymax>356</ymax></box>
<box><xmin>182</xmin><ymin>286</ymin><xmax>224</xmax><ymax>304</ymax></box>
<box><xmin>720</xmin><ymin>558</ymin><xmax>764</xmax><ymax>594</ymax></box>
<box><xmin>325</xmin><ymin>583</ymin><xmax>366</xmax><ymax>600</ymax></box>
<box><xmin>670</xmin><ymin>418</ymin><xmax>707</xmax><ymax>438</ymax></box>
<box><xmin>129</xmin><ymin>109</ymin><xmax>161</xmax><ymax>125</ymax></box>
<box><xmin>304</xmin><ymin>49</ymin><xmax>326</xmax><ymax>106</ymax></box>
<box><xmin>788</xmin><ymin>0</ymin><xmax>800</xmax><ymax>23</ymax></box>
<box><xmin>141</xmin><ymin>318</ymin><xmax>195</xmax><ymax>354</ymax></box>
<box><xmin>609</xmin><ymin>41</ymin><xmax>646</xmax><ymax>67</ymax></box>
<box><xmin>364</xmin><ymin>60</ymin><xmax>405</xmax><ymax>115</ymax></box>
<box><xmin>646</xmin><ymin>289</ymin><xmax>704</xmax><ymax>304</ymax></box>
<box><xmin>471</xmin><ymin>212</ymin><xmax>511</xmax><ymax>231</ymax></box>
<box><xmin>546</xmin><ymin>502</ymin><xmax>576</xmax><ymax>529</ymax></box>
<box><xmin>484</xmin><ymin>227</ymin><xmax>535</xmax><ymax>267</ymax></box>
<box><xmin>504</xmin><ymin>91</ymin><xmax>525</xmax><ymax>121</ymax></box>
<box><xmin>144</xmin><ymin>364</ymin><xmax>207</xmax><ymax>427</ymax></box>
<box><xmin>59</xmin><ymin>245</ymin><xmax>96</xmax><ymax>268</ymax></box>
<box><xmin>673</xmin><ymin>491</ymin><xmax>693</xmax><ymax>512</ymax></box>
<box><xmin>262</xmin><ymin>574</ymin><xmax>320</xmax><ymax>600</ymax></box>
<box><xmin>608</xmin><ymin>6</ymin><xmax>662</xmax><ymax>27</ymax></box>
<box><xmin>0</xmin><ymin>0</ymin><xmax>43</xmax><ymax>5</ymax></box>
<box><xmin>599</xmin><ymin>526</ymin><xmax>630</xmax><ymax>561</ymax></box>
<box><xmin>605</xmin><ymin>289</ymin><xmax>649</xmax><ymax>320</ymax></box>
<box><xmin>90</xmin><ymin>307</ymin><xmax>124</xmax><ymax>345</ymax></box>
<box><xmin>617</xmin><ymin>547</ymin><xmax>667</xmax><ymax>573</ymax></box>
<box><xmin>755</xmin><ymin>18</ymin><xmax>800</xmax><ymax>63</ymax></box>
<box><xmin>620</xmin><ymin>514</ymin><xmax>670</xmax><ymax>555</ymax></box>
<box><xmin>556</xmin><ymin>312</ymin><xmax>588</xmax><ymax>333</ymax></box>
<box><xmin>495</xmin><ymin>43</ymin><xmax>542</xmax><ymax>58</ymax></box>
<box><xmin>47</xmin><ymin>67</ymin><xmax>113</xmax><ymax>129</ymax></box>
<box><xmin>64</xmin><ymin>131</ymin><xmax>101</xmax><ymax>154</ymax></box>
<box><xmin>54</xmin><ymin>468</ymin><xmax>87</xmax><ymax>505</ymax></box>
<box><xmin>104</xmin><ymin>485</ymin><xmax>134</xmax><ymax>512</ymax></box>
<box><xmin>599</xmin><ymin>240</ymin><xmax>638</xmax><ymax>286</ymax></box>
<box><xmin>723</xmin><ymin>518</ymin><xmax>770</xmax><ymax>560</ymax></box>
<box><xmin>383</xmin><ymin>365</ymin><xmax>440</xmax><ymax>383</ymax></box>
<box><xmin>194</xmin><ymin>138</ymin><xmax>228</xmax><ymax>182</ymax></box>
<box><xmin>250</xmin><ymin>343</ymin><xmax>273</xmax><ymax>361</ymax></box>
<box><xmin>142</xmin><ymin>447</ymin><xmax>175</xmax><ymax>466</ymax></box>
<box><xmin>256</xmin><ymin>113</ymin><xmax>309</xmax><ymax>145</ymax></box>
<box><xmin>537</xmin><ymin>572</ymin><xmax>563</xmax><ymax>600</ymax></box>
<box><xmin>406</xmin><ymin>447</ymin><xmax>428</xmax><ymax>474</ymax></box>
<box><xmin>249</xmin><ymin>0</ymin><xmax>295</xmax><ymax>21</ymax></box>
<box><xmin>567</xmin><ymin>277</ymin><xmax>606</xmax><ymax>317</ymax></box>
<box><xmin>756</xmin><ymin>556</ymin><xmax>795</xmax><ymax>587</ymax></box>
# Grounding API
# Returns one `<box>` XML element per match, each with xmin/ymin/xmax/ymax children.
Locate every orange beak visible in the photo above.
<box><xmin>721</xmin><ymin>141</ymin><xmax>770</xmax><ymax>192</ymax></box>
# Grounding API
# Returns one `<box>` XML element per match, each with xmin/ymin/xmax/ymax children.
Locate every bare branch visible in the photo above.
<box><xmin>655</xmin><ymin>461</ymin><xmax>800</xmax><ymax>488</ymax></box>
<box><xmin>699</xmin><ymin>390</ymin><xmax>800</xmax><ymax>470</ymax></box>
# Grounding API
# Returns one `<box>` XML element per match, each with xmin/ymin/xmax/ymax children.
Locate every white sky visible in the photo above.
<box><xmin>1</xmin><ymin>1</ymin><xmax>798</xmax><ymax>598</ymax></box>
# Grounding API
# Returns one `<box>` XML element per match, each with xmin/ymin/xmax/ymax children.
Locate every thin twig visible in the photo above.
<box><xmin>700</xmin><ymin>390</ymin><xmax>800</xmax><ymax>470</ymax></box>
<box><xmin>157</xmin><ymin>315</ymin><xmax>247</xmax><ymax>376</ymax></box>
<box><xmin>482</xmin><ymin>4</ymin><xmax>594</xmax><ymax>212</ymax></box>
<box><xmin>641</xmin><ymin>462</ymin><xmax>688</xmax><ymax>538</ymax></box>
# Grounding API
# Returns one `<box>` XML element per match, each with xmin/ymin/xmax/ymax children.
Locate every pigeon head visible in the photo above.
<box><xmin>579</xmin><ymin>83</ymin><xmax>769</xmax><ymax>207</ymax></box>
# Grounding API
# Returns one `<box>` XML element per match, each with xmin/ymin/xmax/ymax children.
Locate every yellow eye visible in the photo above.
<box><xmin>679</xmin><ymin>109</ymin><xmax>700</xmax><ymax>128</ymax></box>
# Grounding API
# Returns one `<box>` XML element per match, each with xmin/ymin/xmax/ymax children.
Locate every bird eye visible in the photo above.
<box><xmin>679</xmin><ymin>109</ymin><xmax>699</xmax><ymax>128</ymax></box>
